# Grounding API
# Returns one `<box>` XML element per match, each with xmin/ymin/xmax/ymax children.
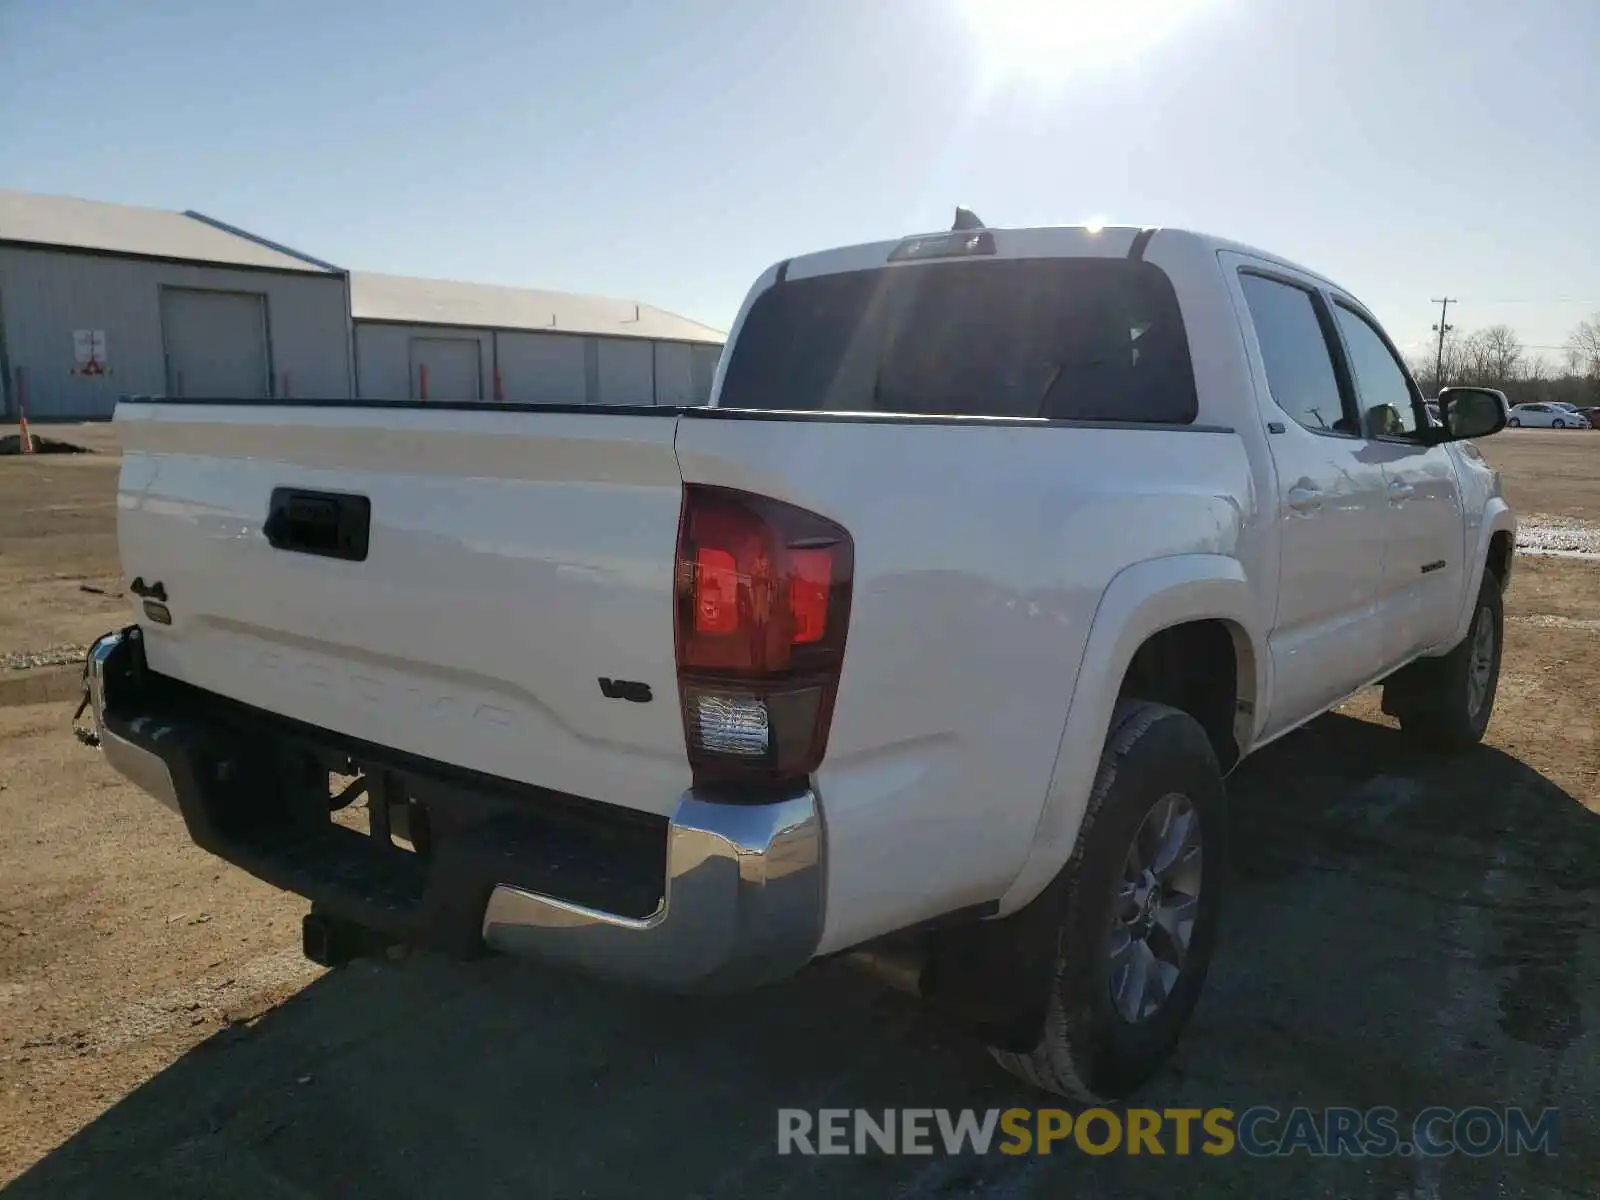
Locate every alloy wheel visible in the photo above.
<box><xmin>1108</xmin><ymin>792</ymin><xmax>1203</xmax><ymax>1024</ymax></box>
<box><xmin>1467</xmin><ymin>604</ymin><xmax>1495</xmax><ymax>718</ymax></box>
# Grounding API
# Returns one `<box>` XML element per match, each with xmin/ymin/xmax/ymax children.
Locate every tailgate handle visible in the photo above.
<box><xmin>264</xmin><ymin>489</ymin><xmax>371</xmax><ymax>562</ymax></box>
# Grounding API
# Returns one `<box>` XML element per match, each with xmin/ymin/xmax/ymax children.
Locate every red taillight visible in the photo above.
<box><xmin>788</xmin><ymin>548</ymin><xmax>832</xmax><ymax>645</ymax></box>
<box><xmin>694</xmin><ymin>547</ymin><xmax>740</xmax><ymax>634</ymax></box>
<box><xmin>675</xmin><ymin>485</ymin><xmax>853</xmax><ymax>785</ymax></box>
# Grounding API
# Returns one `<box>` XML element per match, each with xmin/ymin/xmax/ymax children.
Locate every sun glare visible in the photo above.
<box><xmin>958</xmin><ymin>0</ymin><xmax>1218</xmax><ymax>87</ymax></box>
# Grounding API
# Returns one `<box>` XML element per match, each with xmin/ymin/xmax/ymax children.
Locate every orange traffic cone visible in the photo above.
<box><xmin>16</xmin><ymin>368</ymin><xmax>33</xmax><ymax>454</ymax></box>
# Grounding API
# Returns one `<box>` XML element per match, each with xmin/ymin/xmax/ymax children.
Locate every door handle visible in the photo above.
<box><xmin>1286</xmin><ymin>485</ymin><xmax>1323</xmax><ymax>515</ymax></box>
<box><xmin>264</xmin><ymin>488</ymin><xmax>372</xmax><ymax>561</ymax></box>
<box><xmin>1388</xmin><ymin>480</ymin><xmax>1415</xmax><ymax>502</ymax></box>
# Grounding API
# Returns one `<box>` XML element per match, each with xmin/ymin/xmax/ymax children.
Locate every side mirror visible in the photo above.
<box><xmin>1435</xmin><ymin>386</ymin><xmax>1508</xmax><ymax>442</ymax></box>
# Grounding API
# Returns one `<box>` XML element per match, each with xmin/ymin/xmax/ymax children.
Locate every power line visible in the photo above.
<box><xmin>1447</xmin><ymin>297</ymin><xmax>1600</xmax><ymax>305</ymax></box>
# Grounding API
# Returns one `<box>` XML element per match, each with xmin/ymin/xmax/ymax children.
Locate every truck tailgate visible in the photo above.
<box><xmin>115</xmin><ymin>402</ymin><xmax>691</xmax><ymax>817</ymax></box>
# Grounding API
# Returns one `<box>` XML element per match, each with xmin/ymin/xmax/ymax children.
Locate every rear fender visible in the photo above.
<box><xmin>996</xmin><ymin>554</ymin><xmax>1261</xmax><ymax>915</ymax></box>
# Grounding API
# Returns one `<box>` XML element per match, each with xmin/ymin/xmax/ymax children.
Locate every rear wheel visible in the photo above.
<box><xmin>988</xmin><ymin>701</ymin><xmax>1226</xmax><ymax>1100</ymax></box>
<box><xmin>1382</xmin><ymin>574</ymin><xmax>1503</xmax><ymax>750</ymax></box>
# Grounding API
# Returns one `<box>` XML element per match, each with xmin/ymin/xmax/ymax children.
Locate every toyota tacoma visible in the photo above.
<box><xmin>84</xmin><ymin>214</ymin><xmax>1515</xmax><ymax>1099</ymax></box>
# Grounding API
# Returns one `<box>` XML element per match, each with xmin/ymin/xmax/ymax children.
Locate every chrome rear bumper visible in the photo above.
<box><xmin>481</xmin><ymin>792</ymin><xmax>822</xmax><ymax>990</ymax></box>
<box><xmin>87</xmin><ymin>632</ymin><xmax>181</xmax><ymax>814</ymax></box>
<box><xmin>85</xmin><ymin>628</ymin><xmax>825</xmax><ymax>992</ymax></box>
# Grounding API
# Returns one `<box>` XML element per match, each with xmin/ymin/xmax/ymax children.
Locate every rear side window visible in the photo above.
<box><xmin>1238</xmin><ymin>273</ymin><xmax>1352</xmax><ymax>435</ymax></box>
<box><xmin>717</xmin><ymin>258</ymin><xmax>1197</xmax><ymax>422</ymax></box>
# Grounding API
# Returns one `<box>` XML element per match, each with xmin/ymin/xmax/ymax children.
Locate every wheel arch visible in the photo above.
<box><xmin>1442</xmin><ymin>498</ymin><xmax>1516</xmax><ymax>650</ymax></box>
<box><xmin>996</xmin><ymin>554</ymin><xmax>1263</xmax><ymax>916</ymax></box>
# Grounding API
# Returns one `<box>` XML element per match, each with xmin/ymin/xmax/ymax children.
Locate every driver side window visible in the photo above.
<box><xmin>1332</xmin><ymin>303</ymin><xmax>1422</xmax><ymax>439</ymax></box>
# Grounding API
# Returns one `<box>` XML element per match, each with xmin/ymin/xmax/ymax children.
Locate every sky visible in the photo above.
<box><xmin>3</xmin><ymin>0</ymin><xmax>1597</xmax><ymax>363</ymax></box>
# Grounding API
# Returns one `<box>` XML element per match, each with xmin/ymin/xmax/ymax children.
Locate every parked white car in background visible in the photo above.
<box><xmin>1508</xmin><ymin>402</ymin><xmax>1581</xmax><ymax>428</ymax></box>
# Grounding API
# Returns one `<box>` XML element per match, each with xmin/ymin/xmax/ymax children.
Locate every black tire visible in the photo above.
<box><xmin>989</xmin><ymin>701</ymin><xmax>1226</xmax><ymax>1101</ymax></box>
<box><xmin>1508</xmin><ymin>418</ymin><xmax>1521</xmax><ymax>427</ymax></box>
<box><xmin>1554</xmin><ymin>419</ymin><xmax>1567</xmax><ymax>428</ymax></box>
<box><xmin>1382</xmin><ymin>574</ymin><xmax>1503</xmax><ymax>751</ymax></box>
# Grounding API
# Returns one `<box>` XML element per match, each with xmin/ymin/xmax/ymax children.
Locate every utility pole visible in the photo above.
<box><xmin>1430</xmin><ymin>297</ymin><xmax>1456</xmax><ymax>392</ymax></box>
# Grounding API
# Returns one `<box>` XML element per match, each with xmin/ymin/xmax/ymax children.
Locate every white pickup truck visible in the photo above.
<box><xmin>85</xmin><ymin>216</ymin><xmax>1515</xmax><ymax>1100</ymax></box>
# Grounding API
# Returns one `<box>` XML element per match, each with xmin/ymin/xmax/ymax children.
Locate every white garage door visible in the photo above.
<box><xmin>653</xmin><ymin>342</ymin><xmax>694</xmax><ymax>406</ymax></box>
<box><xmin>691</xmin><ymin>344</ymin><xmax>722</xmax><ymax>404</ymax></box>
<box><xmin>162</xmin><ymin>288</ymin><xmax>269</xmax><ymax>399</ymax></box>
<box><xmin>410</xmin><ymin>337</ymin><xmax>481</xmax><ymax>401</ymax></box>
<box><xmin>595</xmin><ymin>337</ymin><xmax>654</xmax><ymax>405</ymax></box>
<box><xmin>496</xmin><ymin>332</ymin><xmax>587</xmax><ymax>403</ymax></box>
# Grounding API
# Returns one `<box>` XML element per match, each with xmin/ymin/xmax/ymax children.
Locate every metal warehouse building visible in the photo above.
<box><xmin>349</xmin><ymin>272</ymin><xmax>724</xmax><ymax>405</ymax></box>
<box><xmin>0</xmin><ymin>189</ymin><xmax>352</xmax><ymax>419</ymax></box>
<box><xmin>0</xmin><ymin>188</ymin><xmax>726</xmax><ymax>419</ymax></box>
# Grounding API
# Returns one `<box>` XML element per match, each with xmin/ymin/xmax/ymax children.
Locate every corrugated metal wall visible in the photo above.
<box><xmin>652</xmin><ymin>341</ymin><xmax>694</xmax><ymax>406</ymax></box>
<box><xmin>354</xmin><ymin>321</ymin><xmax>722</xmax><ymax>406</ymax></box>
<box><xmin>0</xmin><ymin>246</ymin><xmax>350</xmax><ymax>418</ymax></box>
<box><xmin>691</xmin><ymin>344</ymin><xmax>721</xmax><ymax>402</ymax></box>
<box><xmin>496</xmin><ymin>332</ymin><xmax>586</xmax><ymax>403</ymax></box>
<box><xmin>594</xmin><ymin>336</ymin><xmax>654</xmax><ymax>405</ymax></box>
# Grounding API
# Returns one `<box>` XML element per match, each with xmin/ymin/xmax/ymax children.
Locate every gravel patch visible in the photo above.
<box><xmin>1509</xmin><ymin>613</ymin><xmax>1600</xmax><ymax>632</ymax></box>
<box><xmin>2</xmin><ymin>644</ymin><xmax>90</xmax><ymax>672</ymax></box>
<box><xmin>1517</xmin><ymin>513</ymin><xmax>1600</xmax><ymax>555</ymax></box>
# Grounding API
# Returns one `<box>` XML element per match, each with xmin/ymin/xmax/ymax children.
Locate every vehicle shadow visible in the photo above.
<box><xmin>9</xmin><ymin>714</ymin><xmax>1599</xmax><ymax>1199</ymax></box>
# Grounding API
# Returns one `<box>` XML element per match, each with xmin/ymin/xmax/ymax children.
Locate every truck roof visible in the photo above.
<box><xmin>779</xmin><ymin>223</ymin><xmax>1351</xmax><ymax>297</ymax></box>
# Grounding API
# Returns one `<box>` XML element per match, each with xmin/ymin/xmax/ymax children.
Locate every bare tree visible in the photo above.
<box><xmin>1412</xmin><ymin>328</ymin><xmax>1464</xmax><ymax>394</ymax></box>
<box><xmin>1407</xmin><ymin>316</ymin><xmax>1593</xmax><ymax>404</ymax></box>
<box><xmin>1566</xmin><ymin>313</ymin><xmax>1600</xmax><ymax>379</ymax></box>
<box><xmin>1457</xmin><ymin>330</ymin><xmax>1491</xmax><ymax>385</ymax></box>
<box><xmin>1480</xmin><ymin>324</ymin><xmax>1524</xmax><ymax>385</ymax></box>
<box><xmin>1408</xmin><ymin>351</ymin><xmax>1438</xmax><ymax>393</ymax></box>
<box><xmin>1456</xmin><ymin>325</ymin><xmax>1523</xmax><ymax>390</ymax></box>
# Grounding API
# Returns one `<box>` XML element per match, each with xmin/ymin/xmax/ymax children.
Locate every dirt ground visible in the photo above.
<box><xmin>1482</xmin><ymin>426</ymin><xmax>1600</xmax><ymax>519</ymax></box>
<box><xmin>1</xmin><ymin>424</ymin><xmax>1597</xmax><ymax>1197</ymax></box>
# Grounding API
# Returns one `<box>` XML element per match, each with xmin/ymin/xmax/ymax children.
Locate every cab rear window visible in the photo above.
<box><xmin>717</xmin><ymin>257</ymin><xmax>1197</xmax><ymax>422</ymax></box>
